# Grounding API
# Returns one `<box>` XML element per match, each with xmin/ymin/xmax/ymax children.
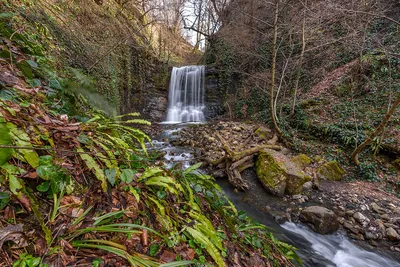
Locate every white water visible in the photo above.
<box><xmin>165</xmin><ymin>66</ymin><xmax>205</xmax><ymax>123</ymax></box>
<box><xmin>282</xmin><ymin>222</ymin><xmax>400</xmax><ymax>267</ymax></box>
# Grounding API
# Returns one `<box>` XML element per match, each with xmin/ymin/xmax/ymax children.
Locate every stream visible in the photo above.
<box><xmin>148</xmin><ymin>125</ymin><xmax>400</xmax><ymax>267</ymax></box>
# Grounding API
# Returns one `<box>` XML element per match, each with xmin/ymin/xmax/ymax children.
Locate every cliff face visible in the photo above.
<box><xmin>3</xmin><ymin>0</ymin><xmax>173</xmax><ymax>121</ymax></box>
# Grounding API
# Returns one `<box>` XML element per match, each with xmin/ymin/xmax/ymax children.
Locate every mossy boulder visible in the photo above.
<box><xmin>256</xmin><ymin>149</ymin><xmax>312</xmax><ymax>196</ymax></box>
<box><xmin>292</xmin><ymin>154</ymin><xmax>312</xmax><ymax>168</ymax></box>
<box><xmin>317</xmin><ymin>161</ymin><xmax>344</xmax><ymax>181</ymax></box>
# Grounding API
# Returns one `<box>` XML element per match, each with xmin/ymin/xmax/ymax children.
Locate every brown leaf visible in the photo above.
<box><xmin>23</xmin><ymin>172</ymin><xmax>38</xmax><ymax>179</ymax></box>
<box><xmin>18</xmin><ymin>194</ymin><xmax>31</xmax><ymax>211</ymax></box>
<box><xmin>4</xmin><ymin>206</ymin><xmax>15</xmax><ymax>221</ymax></box>
<box><xmin>35</xmin><ymin>237</ymin><xmax>47</xmax><ymax>256</ymax></box>
<box><xmin>160</xmin><ymin>250</ymin><xmax>177</xmax><ymax>263</ymax></box>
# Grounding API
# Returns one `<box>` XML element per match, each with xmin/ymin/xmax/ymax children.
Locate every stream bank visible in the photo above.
<box><xmin>148</xmin><ymin>121</ymin><xmax>400</xmax><ymax>265</ymax></box>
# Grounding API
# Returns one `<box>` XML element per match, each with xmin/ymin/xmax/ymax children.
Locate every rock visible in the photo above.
<box><xmin>370</xmin><ymin>202</ymin><xmax>385</xmax><ymax>214</ymax></box>
<box><xmin>393</xmin><ymin>207</ymin><xmax>400</xmax><ymax>215</ymax></box>
<box><xmin>381</xmin><ymin>214</ymin><xmax>389</xmax><ymax>221</ymax></box>
<box><xmin>256</xmin><ymin>150</ymin><xmax>312</xmax><ymax>195</ymax></box>
<box><xmin>353</xmin><ymin>212</ymin><xmax>370</xmax><ymax>227</ymax></box>
<box><xmin>384</xmin><ymin>223</ymin><xmax>399</xmax><ymax>229</ymax></box>
<box><xmin>292</xmin><ymin>194</ymin><xmax>302</xmax><ymax>200</ymax></box>
<box><xmin>344</xmin><ymin>221</ymin><xmax>359</xmax><ymax>234</ymax></box>
<box><xmin>316</xmin><ymin>161</ymin><xmax>344</xmax><ymax>181</ymax></box>
<box><xmin>299</xmin><ymin>206</ymin><xmax>339</xmax><ymax>234</ymax></box>
<box><xmin>346</xmin><ymin>210</ymin><xmax>356</xmax><ymax>216</ymax></box>
<box><xmin>302</xmin><ymin>181</ymin><xmax>313</xmax><ymax>191</ymax></box>
<box><xmin>386</xmin><ymin>228</ymin><xmax>400</xmax><ymax>241</ymax></box>
<box><xmin>365</xmin><ymin>231</ymin><xmax>379</xmax><ymax>240</ymax></box>
<box><xmin>292</xmin><ymin>154</ymin><xmax>312</xmax><ymax>168</ymax></box>
<box><xmin>375</xmin><ymin>219</ymin><xmax>386</xmax><ymax>233</ymax></box>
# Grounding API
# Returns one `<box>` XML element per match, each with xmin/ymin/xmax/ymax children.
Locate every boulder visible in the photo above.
<box><xmin>292</xmin><ymin>154</ymin><xmax>312</xmax><ymax>168</ymax></box>
<box><xmin>317</xmin><ymin>161</ymin><xmax>344</xmax><ymax>181</ymax></box>
<box><xmin>300</xmin><ymin>206</ymin><xmax>339</xmax><ymax>234</ymax></box>
<box><xmin>256</xmin><ymin>150</ymin><xmax>312</xmax><ymax>195</ymax></box>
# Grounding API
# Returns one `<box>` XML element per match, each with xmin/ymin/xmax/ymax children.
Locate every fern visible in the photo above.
<box><xmin>185</xmin><ymin>226</ymin><xmax>225</xmax><ymax>267</ymax></box>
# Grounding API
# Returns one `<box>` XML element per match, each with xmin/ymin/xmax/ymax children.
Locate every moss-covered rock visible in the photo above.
<box><xmin>292</xmin><ymin>154</ymin><xmax>312</xmax><ymax>168</ymax></box>
<box><xmin>256</xmin><ymin>150</ymin><xmax>312</xmax><ymax>196</ymax></box>
<box><xmin>317</xmin><ymin>161</ymin><xmax>344</xmax><ymax>181</ymax></box>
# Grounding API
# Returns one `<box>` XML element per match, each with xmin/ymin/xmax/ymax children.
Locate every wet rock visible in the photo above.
<box><xmin>386</xmin><ymin>228</ymin><xmax>400</xmax><ymax>241</ymax></box>
<box><xmin>256</xmin><ymin>150</ymin><xmax>312</xmax><ymax>195</ymax></box>
<box><xmin>353</xmin><ymin>212</ymin><xmax>370</xmax><ymax>227</ymax></box>
<box><xmin>292</xmin><ymin>194</ymin><xmax>302</xmax><ymax>200</ymax></box>
<box><xmin>299</xmin><ymin>206</ymin><xmax>339</xmax><ymax>234</ymax></box>
<box><xmin>316</xmin><ymin>161</ymin><xmax>344</xmax><ymax>181</ymax></box>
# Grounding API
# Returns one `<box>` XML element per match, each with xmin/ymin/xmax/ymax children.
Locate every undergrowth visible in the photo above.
<box><xmin>0</xmin><ymin>12</ymin><xmax>298</xmax><ymax>267</ymax></box>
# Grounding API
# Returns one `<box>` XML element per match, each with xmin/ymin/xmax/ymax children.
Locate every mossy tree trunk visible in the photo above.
<box><xmin>351</xmin><ymin>92</ymin><xmax>400</xmax><ymax>165</ymax></box>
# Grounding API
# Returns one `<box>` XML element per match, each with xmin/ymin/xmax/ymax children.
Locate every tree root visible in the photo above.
<box><xmin>211</xmin><ymin>133</ymin><xmax>281</xmax><ymax>190</ymax></box>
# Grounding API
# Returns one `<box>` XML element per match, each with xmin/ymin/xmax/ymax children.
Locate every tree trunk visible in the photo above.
<box><xmin>351</xmin><ymin>92</ymin><xmax>400</xmax><ymax>165</ymax></box>
<box><xmin>270</xmin><ymin>1</ymin><xmax>282</xmax><ymax>136</ymax></box>
<box><xmin>291</xmin><ymin>0</ymin><xmax>306</xmax><ymax>117</ymax></box>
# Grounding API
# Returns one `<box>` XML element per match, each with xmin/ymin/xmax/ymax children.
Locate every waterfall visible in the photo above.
<box><xmin>165</xmin><ymin>66</ymin><xmax>205</xmax><ymax>123</ymax></box>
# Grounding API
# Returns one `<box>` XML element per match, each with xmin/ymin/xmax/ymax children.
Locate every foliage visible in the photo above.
<box><xmin>0</xmin><ymin>8</ymin><xmax>298</xmax><ymax>267</ymax></box>
<box><xmin>12</xmin><ymin>253</ymin><xmax>48</xmax><ymax>267</ymax></box>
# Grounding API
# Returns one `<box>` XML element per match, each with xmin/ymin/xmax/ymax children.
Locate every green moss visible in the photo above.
<box><xmin>317</xmin><ymin>161</ymin><xmax>345</xmax><ymax>181</ymax></box>
<box><xmin>292</xmin><ymin>154</ymin><xmax>312</xmax><ymax>168</ymax></box>
<box><xmin>256</xmin><ymin>152</ymin><xmax>286</xmax><ymax>195</ymax></box>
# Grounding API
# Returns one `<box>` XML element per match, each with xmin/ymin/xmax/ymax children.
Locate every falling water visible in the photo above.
<box><xmin>165</xmin><ymin>66</ymin><xmax>205</xmax><ymax>123</ymax></box>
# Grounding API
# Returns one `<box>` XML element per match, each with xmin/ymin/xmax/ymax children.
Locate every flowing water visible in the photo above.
<box><xmin>149</xmin><ymin>125</ymin><xmax>400</xmax><ymax>267</ymax></box>
<box><xmin>165</xmin><ymin>66</ymin><xmax>205</xmax><ymax>123</ymax></box>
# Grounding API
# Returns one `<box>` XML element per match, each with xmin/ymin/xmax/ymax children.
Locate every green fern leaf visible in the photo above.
<box><xmin>78</xmin><ymin>148</ymin><xmax>107</xmax><ymax>191</ymax></box>
<box><xmin>185</xmin><ymin>227</ymin><xmax>225</xmax><ymax>267</ymax></box>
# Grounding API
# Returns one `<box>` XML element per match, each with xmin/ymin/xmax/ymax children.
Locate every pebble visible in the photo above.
<box><xmin>386</xmin><ymin>227</ymin><xmax>400</xmax><ymax>241</ymax></box>
<box><xmin>381</xmin><ymin>214</ymin><xmax>389</xmax><ymax>221</ymax></box>
<box><xmin>353</xmin><ymin>212</ymin><xmax>370</xmax><ymax>227</ymax></box>
<box><xmin>370</xmin><ymin>202</ymin><xmax>385</xmax><ymax>214</ymax></box>
<box><xmin>292</xmin><ymin>194</ymin><xmax>302</xmax><ymax>200</ymax></box>
<box><xmin>365</xmin><ymin>231</ymin><xmax>379</xmax><ymax>240</ymax></box>
<box><xmin>346</xmin><ymin>210</ymin><xmax>355</xmax><ymax>216</ymax></box>
<box><xmin>384</xmin><ymin>223</ymin><xmax>399</xmax><ymax>229</ymax></box>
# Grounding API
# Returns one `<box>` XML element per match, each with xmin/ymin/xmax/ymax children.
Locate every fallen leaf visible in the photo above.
<box><xmin>23</xmin><ymin>171</ymin><xmax>38</xmax><ymax>179</ymax></box>
<box><xmin>35</xmin><ymin>237</ymin><xmax>47</xmax><ymax>255</ymax></box>
<box><xmin>4</xmin><ymin>206</ymin><xmax>15</xmax><ymax>221</ymax></box>
<box><xmin>160</xmin><ymin>250</ymin><xmax>177</xmax><ymax>263</ymax></box>
<box><xmin>18</xmin><ymin>194</ymin><xmax>31</xmax><ymax>211</ymax></box>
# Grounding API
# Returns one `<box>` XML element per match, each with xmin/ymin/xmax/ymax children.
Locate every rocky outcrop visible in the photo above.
<box><xmin>256</xmin><ymin>150</ymin><xmax>312</xmax><ymax>196</ymax></box>
<box><xmin>204</xmin><ymin>67</ymin><xmax>224</xmax><ymax>119</ymax></box>
<box><xmin>300</xmin><ymin>206</ymin><xmax>339</xmax><ymax>234</ymax></box>
<box><xmin>317</xmin><ymin>161</ymin><xmax>344</xmax><ymax>181</ymax></box>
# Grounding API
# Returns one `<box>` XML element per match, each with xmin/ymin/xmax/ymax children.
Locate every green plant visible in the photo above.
<box><xmin>358</xmin><ymin>162</ymin><xmax>379</xmax><ymax>181</ymax></box>
<box><xmin>13</xmin><ymin>253</ymin><xmax>48</xmax><ymax>267</ymax></box>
